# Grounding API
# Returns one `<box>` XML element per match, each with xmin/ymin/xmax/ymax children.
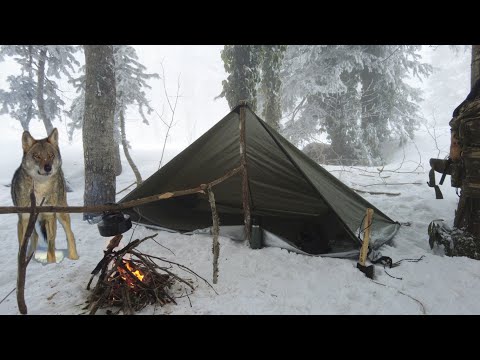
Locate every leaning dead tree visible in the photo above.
<box><xmin>119</xmin><ymin>109</ymin><xmax>142</xmax><ymax>186</ymax></box>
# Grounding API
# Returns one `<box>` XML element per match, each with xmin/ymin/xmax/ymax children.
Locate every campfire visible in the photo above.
<box><xmin>86</xmin><ymin>233</ymin><xmax>212</xmax><ymax>315</ymax></box>
<box><xmin>118</xmin><ymin>260</ymin><xmax>145</xmax><ymax>285</ymax></box>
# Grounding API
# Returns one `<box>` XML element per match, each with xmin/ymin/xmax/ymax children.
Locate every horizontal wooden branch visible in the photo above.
<box><xmin>358</xmin><ymin>173</ymin><xmax>391</xmax><ymax>179</ymax></box>
<box><xmin>352</xmin><ymin>188</ymin><xmax>401</xmax><ymax>196</ymax></box>
<box><xmin>359</xmin><ymin>182</ymin><xmax>423</xmax><ymax>187</ymax></box>
<box><xmin>0</xmin><ymin>165</ymin><xmax>243</xmax><ymax>215</ymax></box>
<box><xmin>348</xmin><ymin>166</ymin><xmax>424</xmax><ymax>175</ymax></box>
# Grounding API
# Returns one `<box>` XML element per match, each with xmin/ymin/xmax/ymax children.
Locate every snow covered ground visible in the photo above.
<box><xmin>1</xmin><ymin>118</ymin><xmax>480</xmax><ymax>315</ymax></box>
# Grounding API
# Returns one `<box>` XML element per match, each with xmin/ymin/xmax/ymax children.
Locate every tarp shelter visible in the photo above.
<box><xmin>120</xmin><ymin>103</ymin><xmax>400</xmax><ymax>257</ymax></box>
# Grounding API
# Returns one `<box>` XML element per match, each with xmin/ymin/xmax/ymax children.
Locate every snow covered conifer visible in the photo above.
<box><xmin>0</xmin><ymin>45</ymin><xmax>79</xmax><ymax>134</ymax></box>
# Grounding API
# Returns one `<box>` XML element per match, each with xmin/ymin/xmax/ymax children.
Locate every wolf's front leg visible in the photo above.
<box><xmin>57</xmin><ymin>212</ymin><xmax>79</xmax><ymax>260</ymax></box>
<box><xmin>44</xmin><ymin>214</ymin><xmax>57</xmax><ymax>263</ymax></box>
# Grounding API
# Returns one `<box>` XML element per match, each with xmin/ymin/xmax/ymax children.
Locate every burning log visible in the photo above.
<box><xmin>86</xmin><ymin>233</ymin><xmax>215</xmax><ymax>315</ymax></box>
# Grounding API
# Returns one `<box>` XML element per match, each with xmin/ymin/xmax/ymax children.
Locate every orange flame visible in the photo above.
<box><xmin>118</xmin><ymin>260</ymin><xmax>145</xmax><ymax>287</ymax></box>
<box><xmin>125</xmin><ymin>261</ymin><xmax>144</xmax><ymax>282</ymax></box>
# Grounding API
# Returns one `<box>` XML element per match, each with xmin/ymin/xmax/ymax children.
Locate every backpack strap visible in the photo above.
<box><xmin>427</xmin><ymin>167</ymin><xmax>444</xmax><ymax>199</ymax></box>
<box><xmin>439</xmin><ymin>158</ymin><xmax>452</xmax><ymax>185</ymax></box>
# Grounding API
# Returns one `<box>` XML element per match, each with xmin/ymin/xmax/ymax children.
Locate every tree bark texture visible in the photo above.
<box><xmin>83</xmin><ymin>45</ymin><xmax>117</xmax><ymax>220</ymax></box>
<box><xmin>114</xmin><ymin>144</ymin><xmax>123</xmax><ymax>177</ymax></box>
<box><xmin>472</xmin><ymin>45</ymin><xmax>480</xmax><ymax>88</ymax></box>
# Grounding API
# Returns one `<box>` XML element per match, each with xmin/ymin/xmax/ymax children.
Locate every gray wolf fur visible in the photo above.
<box><xmin>11</xmin><ymin>128</ymin><xmax>79</xmax><ymax>262</ymax></box>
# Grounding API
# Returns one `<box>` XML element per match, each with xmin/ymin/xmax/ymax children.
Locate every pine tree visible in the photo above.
<box><xmin>281</xmin><ymin>45</ymin><xmax>431</xmax><ymax>165</ymax></box>
<box><xmin>281</xmin><ymin>45</ymin><xmax>362</xmax><ymax>156</ymax></box>
<box><xmin>0</xmin><ymin>45</ymin><xmax>79</xmax><ymax>134</ymax></box>
<box><xmin>358</xmin><ymin>45</ymin><xmax>431</xmax><ymax>161</ymax></box>
<box><xmin>217</xmin><ymin>45</ymin><xmax>262</xmax><ymax>110</ymax></box>
<box><xmin>258</xmin><ymin>45</ymin><xmax>286</xmax><ymax>131</ymax></box>
<box><xmin>218</xmin><ymin>45</ymin><xmax>287</xmax><ymax>130</ymax></box>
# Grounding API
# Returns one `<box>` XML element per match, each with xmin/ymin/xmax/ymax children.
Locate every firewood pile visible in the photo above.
<box><xmin>86</xmin><ymin>233</ymin><xmax>212</xmax><ymax>315</ymax></box>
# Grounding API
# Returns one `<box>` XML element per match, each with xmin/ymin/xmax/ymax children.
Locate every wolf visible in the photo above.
<box><xmin>11</xmin><ymin>128</ymin><xmax>79</xmax><ymax>263</ymax></box>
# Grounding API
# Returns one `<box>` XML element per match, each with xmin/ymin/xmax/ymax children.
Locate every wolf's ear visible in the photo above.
<box><xmin>22</xmin><ymin>131</ymin><xmax>36</xmax><ymax>153</ymax></box>
<box><xmin>47</xmin><ymin>128</ymin><xmax>58</xmax><ymax>147</ymax></box>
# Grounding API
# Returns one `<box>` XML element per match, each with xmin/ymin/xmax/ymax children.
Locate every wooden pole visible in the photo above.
<box><xmin>0</xmin><ymin>166</ymin><xmax>243</xmax><ymax>215</ymax></box>
<box><xmin>17</xmin><ymin>191</ymin><xmax>43</xmax><ymax>315</ymax></box>
<box><xmin>207</xmin><ymin>186</ymin><xmax>220</xmax><ymax>284</ymax></box>
<box><xmin>239</xmin><ymin>101</ymin><xmax>252</xmax><ymax>243</ymax></box>
<box><xmin>359</xmin><ymin>208</ymin><xmax>374</xmax><ymax>266</ymax></box>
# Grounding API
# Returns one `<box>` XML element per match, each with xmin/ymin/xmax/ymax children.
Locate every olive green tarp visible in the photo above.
<box><xmin>120</xmin><ymin>104</ymin><xmax>400</xmax><ymax>256</ymax></box>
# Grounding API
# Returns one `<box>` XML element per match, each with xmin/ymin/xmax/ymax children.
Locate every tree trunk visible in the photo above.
<box><xmin>119</xmin><ymin>110</ymin><xmax>142</xmax><ymax>186</ymax></box>
<box><xmin>472</xmin><ymin>45</ymin><xmax>480</xmax><ymax>88</ymax></box>
<box><xmin>36</xmin><ymin>47</ymin><xmax>54</xmax><ymax>135</ymax></box>
<box><xmin>262</xmin><ymin>88</ymin><xmax>281</xmax><ymax>131</ymax></box>
<box><xmin>360</xmin><ymin>69</ymin><xmax>380</xmax><ymax>162</ymax></box>
<box><xmin>326</xmin><ymin>122</ymin><xmax>355</xmax><ymax>164</ymax></box>
<box><xmin>223</xmin><ymin>45</ymin><xmax>260</xmax><ymax>111</ymax></box>
<box><xmin>83</xmin><ymin>45</ymin><xmax>117</xmax><ymax>220</ymax></box>
<box><xmin>114</xmin><ymin>144</ymin><xmax>122</xmax><ymax>176</ymax></box>
<box><xmin>323</xmin><ymin>96</ymin><xmax>359</xmax><ymax>165</ymax></box>
<box><xmin>453</xmin><ymin>45</ymin><xmax>480</xmax><ymax>238</ymax></box>
<box><xmin>360</xmin><ymin>46</ymin><xmax>384</xmax><ymax>162</ymax></box>
<box><xmin>261</xmin><ymin>46</ymin><xmax>285</xmax><ymax>131</ymax></box>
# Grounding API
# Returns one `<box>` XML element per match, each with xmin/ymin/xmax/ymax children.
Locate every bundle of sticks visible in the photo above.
<box><xmin>86</xmin><ymin>233</ymin><xmax>199</xmax><ymax>315</ymax></box>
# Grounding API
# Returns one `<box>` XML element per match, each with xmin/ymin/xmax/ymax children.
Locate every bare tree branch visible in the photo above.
<box><xmin>158</xmin><ymin>62</ymin><xmax>182</xmax><ymax>170</ymax></box>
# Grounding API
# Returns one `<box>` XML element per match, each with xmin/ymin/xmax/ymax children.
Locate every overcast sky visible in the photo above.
<box><xmin>0</xmin><ymin>45</ymin><xmax>230</xmax><ymax>152</ymax></box>
<box><xmin>0</xmin><ymin>45</ymin><xmax>472</xmax><ymax>154</ymax></box>
<box><xmin>128</xmin><ymin>45</ymin><xmax>229</xmax><ymax>149</ymax></box>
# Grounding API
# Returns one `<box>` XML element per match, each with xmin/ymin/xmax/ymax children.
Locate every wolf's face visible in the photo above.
<box><xmin>21</xmin><ymin>128</ymin><xmax>62</xmax><ymax>181</ymax></box>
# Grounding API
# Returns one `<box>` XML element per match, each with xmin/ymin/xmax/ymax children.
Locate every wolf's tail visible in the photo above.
<box><xmin>35</xmin><ymin>220</ymin><xmax>48</xmax><ymax>244</ymax></box>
